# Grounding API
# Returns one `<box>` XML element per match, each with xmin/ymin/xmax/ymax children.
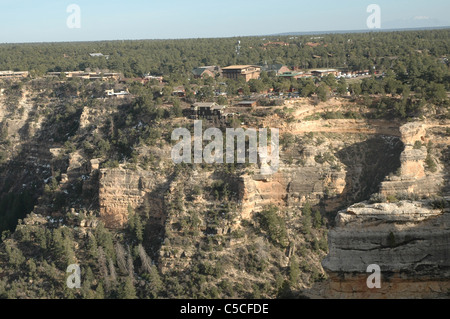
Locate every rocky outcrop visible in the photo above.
<box><xmin>380</xmin><ymin>122</ymin><xmax>447</xmax><ymax>197</ymax></box>
<box><xmin>287</xmin><ymin>119</ymin><xmax>402</xmax><ymax>136</ymax></box>
<box><xmin>98</xmin><ymin>168</ymin><xmax>168</xmax><ymax>228</ymax></box>
<box><xmin>321</xmin><ymin>200</ymin><xmax>450</xmax><ymax>298</ymax></box>
<box><xmin>238</xmin><ymin>134</ymin><xmax>403</xmax><ymax>219</ymax></box>
<box><xmin>319</xmin><ymin>122</ymin><xmax>450</xmax><ymax>298</ymax></box>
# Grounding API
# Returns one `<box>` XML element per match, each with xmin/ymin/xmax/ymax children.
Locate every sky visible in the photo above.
<box><xmin>0</xmin><ymin>0</ymin><xmax>449</xmax><ymax>43</ymax></box>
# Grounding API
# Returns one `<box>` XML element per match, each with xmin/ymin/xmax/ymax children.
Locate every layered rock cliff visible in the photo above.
<box><xmin>319</xmin><ymin>121</ymin><xmax>450</xmax><ymax>299</ymax></box>
<box><xmin>321</xmin><ymin>200</ymin><xmax>450</xmax><ymax>298</ymax></box>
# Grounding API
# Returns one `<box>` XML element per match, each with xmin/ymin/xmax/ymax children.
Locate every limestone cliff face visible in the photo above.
<box><xmin>239</xmin><ymin>164</ymin><xmax>346</xmax><ymax>218</ymax></box>
<box><xmin>380</xmin><ymin>122</ymin><xmax>447</xmax><ymax>197</ymax></box>
<box><xmin>320</xmin><ymin>121</ymin><xmax>450</xmax><ymax>299</ymax></box>
<box><xmin>98</xmin><ymin>168</ymin><xmax>168</xmax><ymax>229</ymax></box>
<box><xmin>238</xmin><ymin>134</ymin><xmax>403</xmax><ymax>219</ymax></box>
<box><xmin>321</xmin><ymin>200</ymin><xmax>450</xmax><ymax>298</ymax></box>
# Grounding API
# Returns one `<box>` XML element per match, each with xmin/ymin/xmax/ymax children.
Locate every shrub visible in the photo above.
<box><xmin>386</xmin><ymin>194</ymin><xmax>398</xmax><ymax>203</ymax></box>
<box><xmin>431</xmin><ymin>197</ymin><xmax>448</xmax><ymax>210</ymax></box>
<box><xmin>369</xmin><ymin>193</ymin><xmax>386</xmax><ymax>203</ymax></box>
<box><xmin>314</xmin><ymin>154</ymin><xmax>325</xmax><ymax>164</ymax></box>
<box><xmin>425</xmin><ymin>142</ymin><xmax>437</xmax><ymax>172</ymax></box>
<box><xmin>413</xmin><ymin>141</ymin><xmax>423</xmax><ymax>149</ymax></box>
<box><xmin>425</xmin><ymin>154</ymin><xmax>437</xmax><ymax>172</ymax></box>
<box><xmin>259</xmin><ymin>206</ymin><xmax>289</xmax><ymax>248</ymax></box>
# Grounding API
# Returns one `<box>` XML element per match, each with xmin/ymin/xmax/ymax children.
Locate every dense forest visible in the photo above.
<box><xmin>0</xmin><ymin>29</ymin><xmax>449</xmax><ymax>80</ymax></box>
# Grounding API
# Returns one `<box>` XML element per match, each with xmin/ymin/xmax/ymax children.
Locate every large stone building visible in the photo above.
<box><xmin>222</xmin><ymin>65</ymin><xmax>261</xmax><ymax>82</ymax></box>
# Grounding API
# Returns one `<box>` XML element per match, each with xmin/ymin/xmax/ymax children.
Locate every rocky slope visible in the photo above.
<box><xmin>1</xmin><ymin>80</ymin><xmax>449</xmax><ymax>299</ymax></box>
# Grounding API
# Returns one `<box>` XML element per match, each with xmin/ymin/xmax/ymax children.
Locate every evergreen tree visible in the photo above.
<box><xmin>119</xmin><ymin>276</ymin><xmax>137</xmax><ymax>299</ymax></box>
<box><xmin>288</xmin><ymin>255</ymin><xmax>300</xmax><ymax>285</ymax></box>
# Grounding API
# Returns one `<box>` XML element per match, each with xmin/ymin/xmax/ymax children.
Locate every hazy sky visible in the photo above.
<box><xmin>1</xmin><ymin>0</ymin><xmax>449</xmax><ymax>43</ymax></box>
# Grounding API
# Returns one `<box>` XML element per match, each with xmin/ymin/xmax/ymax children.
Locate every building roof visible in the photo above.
<box><xmin>211</xmin><ymin>105</ymin><xmax>226</xmax><ymax>111</ymax></box>
<box><xmin>238</xmin><ymin>100</ymin><xmax>257</xmax><ymax>105</ymax></box>
<box><xmin>192</xmin><ymin>68</ymin><xmax>212</xmax><ymax>76</ymax></box>
<box><xmin>277</xmin><ymin>71</ymin><xmax>303</xmax><ymax>77</ymax></box>
<box><xmin>222</xmin><ymin>65</ymin><xmax>260</xmax><ymax>70</ymax></box>
<box><xmin>311</xmin><ymin>69</ymin><xmax>338</xmax><ymax>73</ymax></box>
<box><xmin>193</xmin><ymin>102</ymin><xmax>217</xmax><ymax>108</ymax></box>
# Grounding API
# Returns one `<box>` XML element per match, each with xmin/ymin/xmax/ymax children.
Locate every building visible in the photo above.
<box><xmin>144</xmin><ymin>74</ymin><xmax>164</xmax><ymax>83</ymax></box>
<box><xmin>263</xmin><ymin>41</ymin><xmax>290</xmax><ymax>48</ymax></box>
<box><xmin>277</xmin><ymin>71</ymin><xmax>304</xmax><ymax>80</ymax></box>
<box><xmin>190</xmin><ymin>102</ymin><xmax>227</xmax><ymax>120</ymax></box>
<box><xmin>173</xmin><ymin>86</ymin><xmax>186</xmax><ymax>97</ymax></box>
<box><xmin>305</xmin><ymin>42</ymin><xmax>321</xmax><ymax>48</ymax></box>
<box><xmin>311</xmin><ymin>69</ymin><xmax>339</xmax><ymax>77</ymax></box>
<box><xmin>90</xmin><ymin>53</ymin><xmax>110</xmax><ymax>59</ymax></box>
<box><xmin>260</xmin><ymin>63</ymin><xmax>291</xmax><ymax>75</ymax></box>
<box><xmin>222</xmin><ymin>65</ymin><xmax>261</xmax><ymax>82</ymax></box>
<box><xmin>192</xmin><ymin>68</ymin><xmax>214</xmax><ymax>79</ymax></box>
<box><xmin>296</xmin><ymin>72</ymin><xmax>313</xmax><ymax>78</ymax></box>
<box><xmin>237</xmin><ymin>101</ymin><xmax>257</xmax><ymax>108</ymax></box>
<box><xmin>0</xmin><ymin>71</ymin><xmax>29</xmax><ymax>79</ymax></box>
<box><xmin>105</xmin><ymin>89</ymin><xmax>130</xmax><ymax>98</ymax></box>
<box><xmin>47</xmin><ymin>71</ymin><xmax>121</xmax><ymax>81</ymax></box>
<box><xmin>192</xmin><ymin>66</ymin><xmax>221</xmax><ymax>79</ymax></box>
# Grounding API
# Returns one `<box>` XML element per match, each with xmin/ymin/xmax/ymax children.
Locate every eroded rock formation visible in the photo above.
<box><xmin>321</xmin><ymin>200</ymin><xmax>450</xmax><ymax>298</ymax></box>
<box><xmin>320</xmin><ymin>122</ymin><xmax>450</xmax><ymax>298</ymax></box>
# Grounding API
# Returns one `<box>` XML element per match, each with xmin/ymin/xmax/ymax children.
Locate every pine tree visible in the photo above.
<box><xmin>134</xmin><ymin>214</ymin><xmax>144</xmax><ymax>243</ymax></box>
<box><xmin>138</xmin><ymin>244</ymin><xmax>152</xmax><ymax>274</ymax></box>
<box><xmin>312</xmin><ymin>209</ymin><xmax>323</xmax><ymax>229</ymax></box>
<box><xmin>147</xmin><ymin>265</ymin><xmax>163</xmax><ymax>299</ymax></box>
<box><xmin>115</xmin><ymin>243</ymin><xmax>128</xmax><ymax>274</ymax></box>
<box><xmin>95</xmin><ymin>283</ymin><xmax>105</xmax><ymax>299</ymax></box>
<box><xmin>127</xmin><ymin>246</ymin><xmax>135</xmax><ymax>277</ymax></box>
<box><xmin>5</xmin><ymin>241</ymin><xmax>25</xmax><ymax>269</ymax></box>
<box><xmin>87</xmin><ymin>234</ymin><xmax>98</xmax><ymax>260</ymax></box>
<box><xmin>119</xmin><ymin>276</ymin><xmax>137</xmax><ymax>299</ymax></box>
<box><xmin>289</xmin><ymin>255</ymin><xmax>300</xmax><ymax>285</ymax></box>
<box><xmin>97</xmin><ymin>247</ymin><xmax>110</xmax><ymax>291</ymax></box>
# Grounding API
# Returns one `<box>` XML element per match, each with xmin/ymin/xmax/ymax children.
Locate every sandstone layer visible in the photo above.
<box><xmin>321</xmin><ymin>200</ymin><xmax>450</xmax><ymax>298</ymax></box>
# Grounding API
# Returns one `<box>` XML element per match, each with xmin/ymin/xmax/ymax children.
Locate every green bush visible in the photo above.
<box><xmin>386</xmin><ymin>194</ymin><xmax>398</xmax><ymax>203</ymax></box>
<box><xmin>425</xmin><ymin>154</ymin><xmax>437</xmax><ymax>172</ymax></box>
<box><xmin>413</xmin><ymin>141</ymin><xmax>423</xmax><ymax>149</ymax></box>
<box><xmin>259</xmin><ymin>206</ymin><xmax>289</xmax><ymax>248</ymax></box>
<box><xmin>369</xmin><ymin>193</ymin><xmax>386</xmax><ymax>203</ymax></box>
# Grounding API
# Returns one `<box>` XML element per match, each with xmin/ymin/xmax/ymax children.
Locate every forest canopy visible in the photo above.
<box><xmin>0</xmin><ymin>29</ymin><xmax>448</xmax><ymax>81</ymax></box>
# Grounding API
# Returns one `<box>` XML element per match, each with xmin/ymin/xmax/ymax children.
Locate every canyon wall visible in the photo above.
<box><xmin>321</xmin><ymin>201</ymin><xmax>450</xmax><ymax>298</ymax></box>
<box><xmin>320</xmin><ymin>121</ymin><xmax>450</xmax><ymax>299</ymax></box>
<box><xmin>98</xmin><ymin>168</ymin><xmax>169</xmax><ymax>228</ymax></box>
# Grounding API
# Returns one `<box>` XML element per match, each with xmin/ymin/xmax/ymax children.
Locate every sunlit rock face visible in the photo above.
<box><xmin>322</xmin><ymin>200</ymin><xmax>450</xmax><ymax>298</ymax></box>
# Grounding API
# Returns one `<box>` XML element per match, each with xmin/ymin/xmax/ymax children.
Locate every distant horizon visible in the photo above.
<box><xmin>1</xmin><ymin>25</ymin><xmax>449</xmax><ymax>46</ymax></box>
<box><xmin>1</xmin><ymin>0</ymin><xmax>449</xmax><ymax>44</ymax></box>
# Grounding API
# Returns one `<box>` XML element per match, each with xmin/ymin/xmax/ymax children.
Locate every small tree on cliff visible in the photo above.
<box><xmin>127</xmin><ymin>204</ymin><xmax>144</xmax><ymax>243</ymax></box>
<box><xmin>289</xmin><ymin>255</ymin><xmax>300</xmax><ymax>285</ymax></box>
